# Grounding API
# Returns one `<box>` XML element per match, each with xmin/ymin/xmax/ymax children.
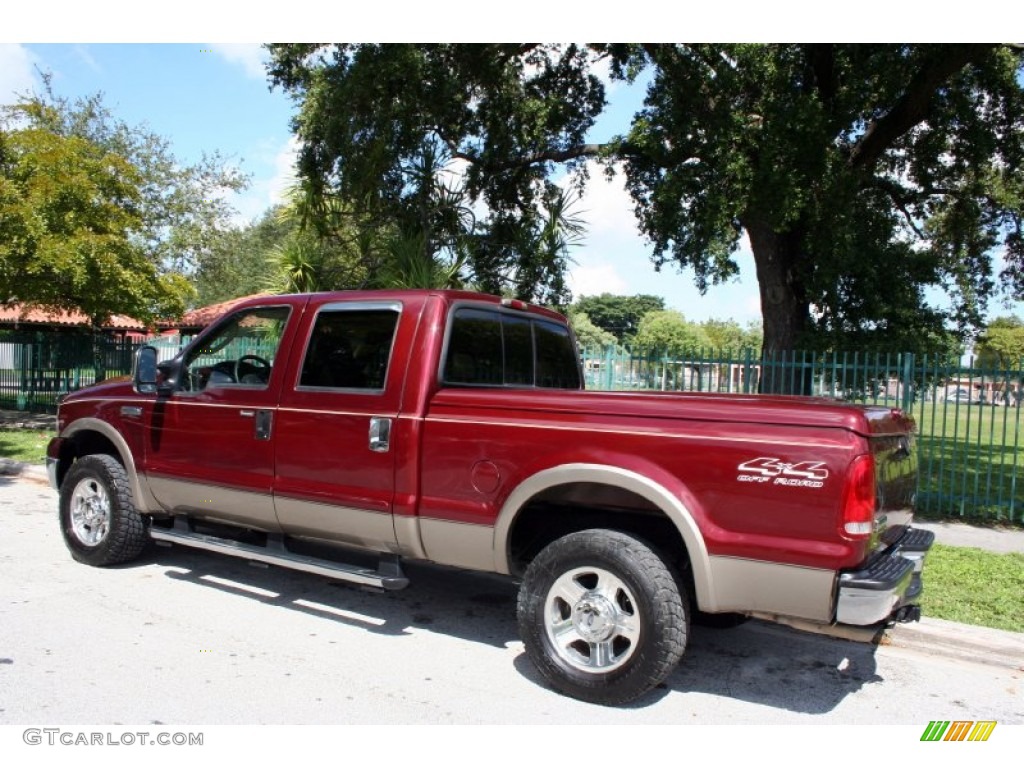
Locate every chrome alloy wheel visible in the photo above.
<box><xmin>544</xmin><ymin>566</ymin><xmax>641</xmax><ymax>674</ymax></box>
<box><xmin>69</xmin><ymin>476</ymin><xmax>112</xmax><ymax>546</ymax></box>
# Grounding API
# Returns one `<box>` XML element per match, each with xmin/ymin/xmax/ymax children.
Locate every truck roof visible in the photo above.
<box><xmin>229</xmin><ymin>289</ymin><xmax>566</xmax><ymax>322</ymax></box>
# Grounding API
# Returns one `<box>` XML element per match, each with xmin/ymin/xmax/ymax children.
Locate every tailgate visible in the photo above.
<box><xmin>859</xmin><ymin>406</ymin><xmax>918</xmax><ymax>543</ymax></box>
<box><xmin>836</xmin><ymin>407</ymin><xmax>934</xmax><ymax>625</ymax></box>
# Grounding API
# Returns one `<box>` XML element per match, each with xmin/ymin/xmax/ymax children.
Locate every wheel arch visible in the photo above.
<box><xmin>59</xmin><ymin>418</ymin><xmax>150</xmax><ymax>511</ymax></box>
<box><xmin>493</xmin><ymin>463</ymin><xmax>715</xmax><ymax>609</ymax></box>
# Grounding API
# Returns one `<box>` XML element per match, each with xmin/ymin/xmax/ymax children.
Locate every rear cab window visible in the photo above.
<box><xmin>442</xmin><ymin>306</ymin><xmax>582</xmax><ymax>389</ymax></box>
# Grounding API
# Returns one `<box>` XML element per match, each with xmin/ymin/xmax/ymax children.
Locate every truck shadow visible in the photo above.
<box><xmin>508</xmin><ymin>620</ymin><xmax>883</xmax><ymax>713</ymax></box>
<box><xmin>149</xmin><ymin>545</ymin><xmax>522</xmax><ymax>645</ymax></box>
<box><xmin>662</xmin><ymin>621</ymin><xmax>883</xmax><ymax>712</ymax></box>
<box><xmin>148</xmin><ymin>545</ymin><xmax>881</xmax><ymax>715</ymax></box>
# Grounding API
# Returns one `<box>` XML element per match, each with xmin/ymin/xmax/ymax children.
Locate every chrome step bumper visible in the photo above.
<box><xmin>835</xmin><ymin>527</ymin><xmax>935</xmax><ymax>626</ymax></box>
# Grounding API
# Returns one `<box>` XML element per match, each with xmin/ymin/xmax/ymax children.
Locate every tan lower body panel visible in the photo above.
<box><xmin>147</xmin><ymin>475</ymin><xmax>280</xmax><ymax>531</ymax></box>
<box><xmin>708</xmin><ymin>556</ymin><xmax>835</xmax><ymax>622</ymax></box>
<box><xmin>419</xmin><ymin>518</ymin><xmax>496</xmax><ymax>572</ymax></box>
<box><xmin>275</xmin><ymin>496</ymin><xmax>397</xmax><ymax>552</ymax></box>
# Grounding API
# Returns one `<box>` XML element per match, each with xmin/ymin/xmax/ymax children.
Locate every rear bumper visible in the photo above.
<box><xmin>835</xmin><ymin>527</ymin><xmax>935</xmax><ymax>625</ymax></box>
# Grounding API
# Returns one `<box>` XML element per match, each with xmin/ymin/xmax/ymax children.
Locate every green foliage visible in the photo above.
<box><xmin>633</xmin><ymin>310</ymin><xmax>711</xmax><ymax>356</ymax></box>
<box><xmin>267</xmin><ymin>44</ymin><xmax>1024</xmax><ymax>358</ymax></box>
<box><xmin>568</xmin><ymin>310</ymin><xmax>617</xmax><ymax>349</ymax></box>
<box><xmin>370</xmin><ymin>139</ymin><xmax>472</xmax><ymax>291</ymax></box>
<box><xmin>194</xmin><ymin>207</ymin><xmax>291</xmax><ymax>305</ymax></box>
<box><xmin>621</xmin><ymin>44</ymin><xmax>1024</xmax><ymax>355</ymax></box>
<box><xmin>1</xmin><ymin>83</ymin><xmax>246</xmax><ymax>321</ymax></box>
<box><xmin>267</xmin><ymin>44</ymin><xmax>601</xmax><ymax>305</ymax></box>
<box><xmin>8</xmin><ymin>83</ymin><xmax>248</xmax><ymax>275</ymax></box>
<box><xmin>571</xmin><ymin>294</ymin><xmax>666</xmax><ymax>343</ymax></box>
<box><xmin>701</xmin><ymin>318</ymin><xmax>763</xmax><ymax>353</ymax></box>
<box><xmin>377</xmin><ymin>232</ymin><xmax>466</xmax><ymax>290</ymax></box>
<box><xmin>0</xmin><ymin>126</ymin><xmax>189</xmax><ymax>322</ymax></box>
<box><xmin>199</xmin><ymin>195</ymin><xmax>375</xmax><ymax>304</ymax></box>
<box><xmin>975</xmin><ymin>316</ymin><xmax>1024</xmax><ymax>370</ymax></box>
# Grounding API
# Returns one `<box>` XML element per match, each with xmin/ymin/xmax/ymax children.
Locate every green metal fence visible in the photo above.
<box><xmin>0</xmin><ymin>332</ymin><xmax>137</xmax><ymax>414</ymax></box>
<box><xmin>2</xmin><ymin>329</ymin><xmax>1020</xmax><ymax>522</ymax></box>
<box><xmin>581</xmin><ymin>346</ymin><xmax>1023</xmax><ymax>522</ymax></box>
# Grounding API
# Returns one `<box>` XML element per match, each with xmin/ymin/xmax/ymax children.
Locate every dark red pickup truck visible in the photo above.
<box><xmin>48</xmin><ymin>290</ymin><xmax>932</xmax><ymax>704</ymax></box>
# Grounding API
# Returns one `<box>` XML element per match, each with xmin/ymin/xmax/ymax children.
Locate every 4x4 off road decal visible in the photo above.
<box><xmin>737</xmin><ymin>457</ymin><xmax>829</xmax><ymax>488</ymax></box>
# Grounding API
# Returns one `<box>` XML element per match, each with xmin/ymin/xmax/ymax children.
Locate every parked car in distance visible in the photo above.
<box><xmin>945</xmin><ymin>388</ymin><xmax>976</xmax><ymax>403</ymax></box>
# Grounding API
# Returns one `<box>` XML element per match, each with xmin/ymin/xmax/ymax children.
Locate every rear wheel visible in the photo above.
<box><xmin>59</xmin><ymin>455</ymin><xmax>148</xmax><ymax>566</ymax></box>
<box><xmin>517</xmin><ymin>529</ymin><xmax>688</xmax><ymax>705</ymax></box>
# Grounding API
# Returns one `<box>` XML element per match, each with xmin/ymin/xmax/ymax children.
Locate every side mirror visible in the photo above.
<box><xmin>133</xmin><ymin>345</ymin><xmax>159</xmax><ymax>394</ymax></box>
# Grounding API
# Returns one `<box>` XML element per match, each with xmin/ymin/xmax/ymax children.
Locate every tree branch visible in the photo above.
<box><xmin>450</xmin><ymin>143</ymin><xmax>610</xmax><ymax>172</ymax></box>
<box><xmin>848</xmin><ymin>44</ymin><xmax>997</xmax><ymax>172</ymax></box>
<box><xmin>873</xmin><ymin>177</ymin><xmax>926</xmax><ymax>238</ymax></box>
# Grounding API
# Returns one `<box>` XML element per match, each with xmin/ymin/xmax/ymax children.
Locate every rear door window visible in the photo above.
<box><xmin>443</xmin><ymin>307</ymin><xmax>581</xmax><ymax>389</ymax></box>
<box><xmin>298</xmin><ymin>307</ymin><xmax>400</xmax><ymax>391</ymax></box>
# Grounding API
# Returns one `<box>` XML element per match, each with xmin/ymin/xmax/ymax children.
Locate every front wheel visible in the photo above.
<box><xmin>59</xmin><ymin>454</ymin><xmax>148</xmax><ymax>566</ymax></box>
<box><xmin>517</xmin><ymin>529</ymin><xmax>688</xmax><ymax>705</ymax></box>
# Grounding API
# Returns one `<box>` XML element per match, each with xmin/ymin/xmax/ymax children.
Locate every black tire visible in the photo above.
<box><xmin>59</xmin><ymin>454</ymin><xmax>148</xmax><ymax>567</ymax></box>
<box><xmin>517</xmin><ymin>529</ymin><xmax>688</xmax><ymax>705</ymax></box>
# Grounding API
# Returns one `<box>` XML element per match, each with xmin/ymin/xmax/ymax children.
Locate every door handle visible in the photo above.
<box><xmin>369</xmin><ymin>417</ymin><xmax>391</xmax><ymax>453</ymax></box>
<box><xmin>254</xmin><ymin>410</ymin><xmax>272</xmax><ymax>441</ymax></box>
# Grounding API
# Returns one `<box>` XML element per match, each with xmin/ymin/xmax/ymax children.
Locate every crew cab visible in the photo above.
<box><xmin>47</xmin><ymin>290</ymin><xmax>932</xmax><ymax>704</ymax></box>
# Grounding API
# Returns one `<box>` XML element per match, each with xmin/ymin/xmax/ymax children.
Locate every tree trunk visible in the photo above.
<box><xmin>744</xmin><ymin>216</ymin><xmax>813</xmax><ymax>395</ymax></box>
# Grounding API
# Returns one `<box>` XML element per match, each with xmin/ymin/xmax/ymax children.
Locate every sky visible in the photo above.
<box><xmin>3</xmin><ymin>8</ymin><xmax>1021</xmax><ymax>328</ymax></box>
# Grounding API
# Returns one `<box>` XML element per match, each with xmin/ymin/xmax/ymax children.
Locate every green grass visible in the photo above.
<box><xmin>911</xmin><ymin>402</ymin><xmax>1022</xmax><ymax>522</ymax></box>
<box><xmin>920</xmin><ymin>543</ymin><xmax>1024</xmax><ymax>633</ymax></box>
<box><xmin>0</xmin><ymin>429</ymin><xmax>55</xmax><ymax>464</ymax></box>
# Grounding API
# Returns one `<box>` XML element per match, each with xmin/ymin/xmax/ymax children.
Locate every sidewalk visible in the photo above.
<box><xmin>913</xmin><ymin>520</ymin><xmax>1024</xmax><ymax>554</ymax></box>
<box><xmin>0</xmin><ymin>408</ymin><xmax>56</xmax><ymax>430</ymax></box>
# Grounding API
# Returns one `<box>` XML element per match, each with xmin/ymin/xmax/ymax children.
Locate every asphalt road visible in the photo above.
<box><xmin>1</xmin><ymin>475</ymin><xmax>1022</xmax><ymax>726</ymax></box>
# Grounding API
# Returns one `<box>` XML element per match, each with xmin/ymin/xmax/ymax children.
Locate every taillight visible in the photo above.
<box><xmin>840</xmin><ymin>454</ymin><xmax>876</xmax><ymax>539</ymax></box>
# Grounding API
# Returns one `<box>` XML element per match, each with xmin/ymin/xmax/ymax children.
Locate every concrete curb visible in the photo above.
<box><xmin>881</xmin><ymin>616</ymin><xmax>1024</xmax><ymax>670</ymax></box>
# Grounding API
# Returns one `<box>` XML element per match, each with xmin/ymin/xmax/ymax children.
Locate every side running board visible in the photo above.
<box><xmin>150</xmin><ymin>519</ymin><xmax>409</xmax><ymax>590</ymax></box>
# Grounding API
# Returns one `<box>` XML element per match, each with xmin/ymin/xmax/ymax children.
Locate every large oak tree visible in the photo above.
<box><xmin>267</xmin><ymin>44</ymin><xmax>1024</xmax><ymax>367</ymax></box>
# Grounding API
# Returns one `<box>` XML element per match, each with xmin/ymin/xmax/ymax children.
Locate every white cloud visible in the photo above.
<box><xmin>268</xmin><ymin>137</ymin><xmax>299</xmax><ymax>204</ymax></box>
<box><xmin>745</xmin><ymin>293</ymin><xmax>762</xmax><ymax>320</ymax></box>
<box><xmin>230</xmin><ymin>136</ymin><xmax>299</xmax><ymax>224</ymax></box>
<box><xmin>210</xmin><ymin>44</ymin><xmax>267</xmax><ymax>80</ymax></box>
<box><xmin>71</xmin><ymin>44</ymin><xmax>101</xmax><ymax>73</ymax></box>
<box><xmin>571</xmin><ymin>162</ymin><xmax>640</xmax><ymax>240</ymax></box>
<box><xmin>0</xmin><ymin>44</ymin><xmax>38</xmax><ymax>103</ymax></box>
<box><xmin>558</xmin><ymin>160</ymin><xmax>765</xmax><ymax>323</ymax></box>
<box><xmin>568</xmin><ymin>263</ymin><xmax>629</xmax><ymax>298</ymax></box>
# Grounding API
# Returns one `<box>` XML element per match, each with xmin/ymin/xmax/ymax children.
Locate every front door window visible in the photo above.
<box><xmin>181</xmin><ymin>307</ymin><xmax>290</xmax><ymax>391</ymax></box>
